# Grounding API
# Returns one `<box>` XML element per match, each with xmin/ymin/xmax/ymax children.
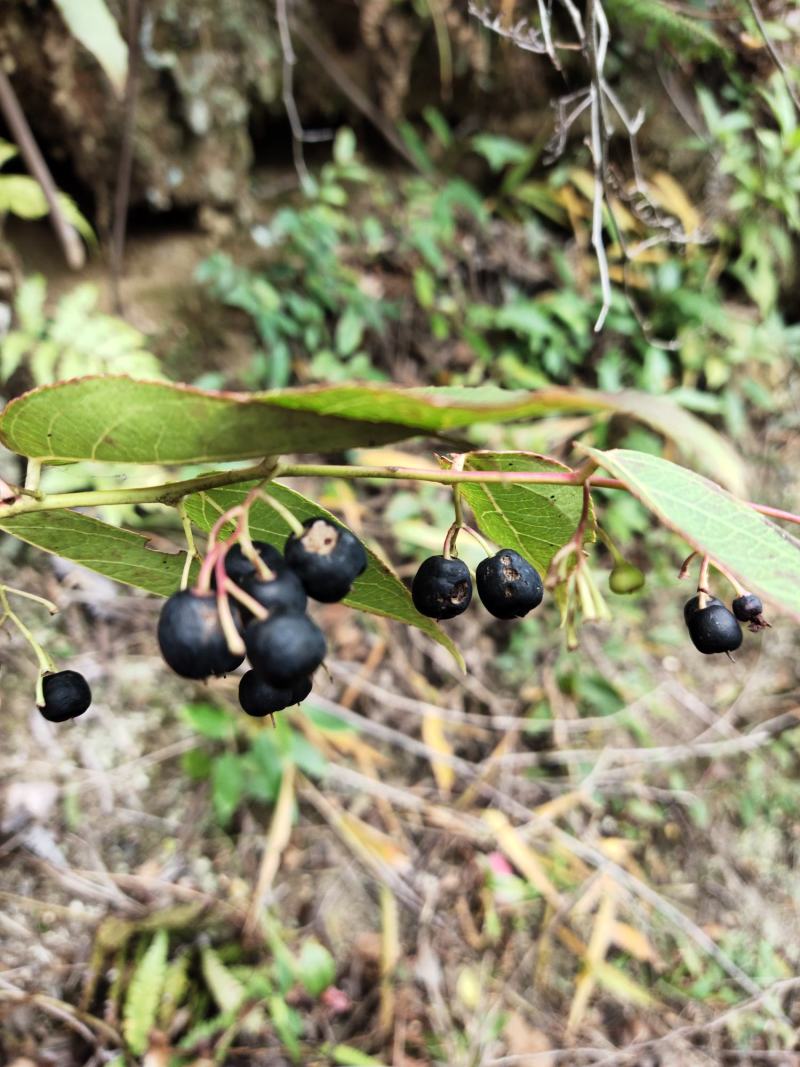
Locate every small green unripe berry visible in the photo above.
<box><xmin>608</xmin><ymin>562</ymin><xmax>645</xmax><ymax>594</ymax></box>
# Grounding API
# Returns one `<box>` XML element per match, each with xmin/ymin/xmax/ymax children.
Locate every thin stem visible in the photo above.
<box><xmin>678</xmin><ymin>551</ymin><xmax>698</xmax><ymax>581</ymax></box>
<box><xmin>224</xmin><ymin>578</ymin><xmax>268</xmax><ymax>622</ymax></box>
<box><xmin>0</xmin><ymin>68</ymin><xmax>85</xmax><ymax>270</ymax></box>
<box><xmin>214</xmin><ymin>553</ymin><xmax>245</xmax><ymax>657</ymax></box>
<box><xmin>253</xmin><ymin>489</ymin><xmax>304</xmax><ymax>537</ymax></box>
<box><xmin>3</xmin><ymin>585</ymin><xmax>58</xmax><ymax>613</ymax></box>
<box><xmin>710</xmin><ymin>559</ymin><xmax>746</xmax><ymax>597</ymax></box>
<box><xmin>0</xmin><ymin>458</ymin><xmax>279</xmax><ymax>521</ymax></box>
<box><xmin>697</xmin><ymin>556</ymin><xmax>711</xmax><ymax>609</ymax></box>
<box><xmin>178</xmin><ymin>500</ymin><xmax>201</xmax><ymax>591</ymax></box>
<box><xmin>0</xmin><ymin>586</ymin><xmax>56</xmax><ymax>677</ymax></box>
<box><xmin>461</xmin><ymin>524</ymin><xmax>494</xmax><ymax>557</ymax></box>
<box><xmin>24</xmin><ymin>459</ymin><xmax>43</xmax><ymax>496</ymax></box>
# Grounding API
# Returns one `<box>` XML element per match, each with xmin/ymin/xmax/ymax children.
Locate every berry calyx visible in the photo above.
<box><xmin>686</xmin><ymin>603</ymin><xmax>743</xmax><ymax>655</ymax></box>
<box><xmin>238</xmin><ymin>670</ymin><xmax>312</xmax><ymax>716</ymax></box>
<box><xmin>411</xmin><ymin>556</ymin><xmax>473</xmax><ymax>620</ymax></box>
<box><xmin>284</xmin><ymin>517</ymin><xmax>367</xmax><ymax>602</ymax></box>
<box><xmin>38</xmin><ymin>670</ymin><xmax>92</xmax><ymax>722</ymax></box>
<box><xmin>240</xmin><ymin>567</ymin><xmax>307</xmax><ymax>617</ymax></box>
<box><xmin>158</xmin><ymin>590</ymin><xmax>245</xmax><ymax>679</ymax></box>
<box><xmin>476</xmin><ymin>549</ymin><xmax>543</xmax><ymax>619</ymax></box>
<box><xmin>224</xmin><ymin>541</ymin><xmax>284</xmax><ymax>585</ymax></box>
<box><xmin>244</xmin><ymin>611</ymin><xmax>326</xmax><ymax>686</ymax></box>
<box><xmin>608</xmin><ymin>562</ymin><xmax>645</xmax><ymax>594</ymax></box>
<box><xmin>683</xmin><ymin>593</ymin><xmax>723</xmax><ymax>625</ymax></box>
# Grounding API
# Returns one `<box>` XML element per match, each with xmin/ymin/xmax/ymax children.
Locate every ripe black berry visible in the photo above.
<box><xmin>687</xmin><ymin>603</ymin><xmax>743</xmax><ymax>654</ymax></box>
<box><xmin>411</xmin><ymin>556</ymin><xmax>473</xmax><ymax>620</ymax></box>
<box><xmin>245</xmin><ymin>611</ymin><xmax>326</xmax><ymax>686</ymax></box>
<box><xmin>38</xmin><ymin>670</ymin><xmax>92</xmax><ymax>722</ymax></box>
<box><xmin>284</xmin><ymin>517</ymin><xmax>367</xmax><ymax>602</ymax></box>
<box><xmin>476</xmin><ymin>549</ymin><xmax>543</xmax><ymax>619</ymax></box>
<box><xmin>238</xmin><ymin>670</ymin><xmax>312</xmax><ymax>716</ymax></box>
<box><xmin>158</xmin><ymin>590</ymin><xmax>245</xmax><ymax>679</ymax></box>
<box><xmin>240</xmin><ymin>567</ymin><xmax>307</xmax><ymax>618</ymax></box>
<box><xmin>683</xmin><ymin>594</ymin><xmax>723</xmax><ymax>625</ymax></box>
<box><xmin>732</xmin><ymin>593</ymin><xmax>763</xmax><ymax>622</ymax></box>
<box><xmin>224</xmin><ymin>541</ymin><xmax>284</xmax><ymax>585</ymax></box>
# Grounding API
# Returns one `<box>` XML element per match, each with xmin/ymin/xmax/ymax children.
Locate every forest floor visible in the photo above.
<box><xmin>2</xmin><ymin>223</ymin><xmax>800</xmax><ymax>1067</ymax></box>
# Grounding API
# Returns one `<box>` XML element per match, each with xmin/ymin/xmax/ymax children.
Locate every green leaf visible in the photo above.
<box><xmin>15</xmin><ymin>274</ymin><xmax>47</xmax><ymax>333</ymax></box>
<box><xmin>123</xmin><ymin>929</ymin><xmax>168</xmax><ymax>1055</ymax></box>
<box><xmin>0</xmin><ymin>175</ymin><xmax>49</xmax><ymax>219</ymax></box>
<box><xmin>335</xmin><ymin>307</ymin><xmax>365</xmax><ymax>356</ymax></box>
<box><xmin>0</xmin><ymin>139</ymin><xmax>19</xmax><ymax>169</ymax></box>
<box><xmin>201</xmin><ymin>946</ymin><xmax>247</xmax><ymax>1012</ymax></box>
<box><xmin>183</xmin><ymin>481</ymin><xmax>465</xmax><ymax>668</ymax></box>
<box><xmin>581</xmin><ymin>447</ymin><xmax>800</xmax><ymax>620</ymax></box>
<box><xmin>471</xmin><ymin>133</ymin><xmax>529</xmax><ymax>172</ymax></box>
<box><xmin>297</xmin><ymin>939</ymin><xmax>336</xmax><ymax>997</ymax></box>
<box><xmin>0</xmin><ymin>510</ymin><xmax>191</xmax><ymax>595</ymax></box>
<box><xmin>329</xmin><ymin>1046</ymin><xmax>391</xmax><ymax>1067</ymax></box>
<box><xmin>211</xmin><ymin>753</ymin><xmax>244</xmax><ymax>825</ymax></box>
<box><xmin>453</xmin><ymin>452</ymin><xmax>587</xmax><ymax>572</ymax></box>
<box><xmin>0</xmin><ymin>380</ymin><xmax>743</xmax><ymax>491</ymax></box>
<box><xmin>180</xmin><ymin>703</ymin><xmax>234</xmax><ymax>740</ymax></box>
<box><xmin>52</xmin><ymin>0</ymin><xmax>128</xmax><ymax>95</ymax></box>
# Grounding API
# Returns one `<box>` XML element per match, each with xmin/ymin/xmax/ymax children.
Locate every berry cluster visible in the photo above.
<box><xmin>412</xmin><ymin>548</ymin><xmax>544</xmax><ymax>621</ymax></box>
<box><xmin>684</xmin><ymin>590</ymin><xmax>768</xmax><ymax>655</ymax></box>
<box><xmin>158</xmin><ymin>517</ymin><xmax>366</xmax><ymax>717</ymax></box>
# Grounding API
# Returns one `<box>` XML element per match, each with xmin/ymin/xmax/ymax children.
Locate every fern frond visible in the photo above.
<box><xmin>123</xmin><ymin>929</ymin><xmax>169</xmax><ymax>1055</ymax></box>
<box><xmin>606</xmin><ymin>0</ymin><xmax>727</xmax><ymax>56</ymax></box>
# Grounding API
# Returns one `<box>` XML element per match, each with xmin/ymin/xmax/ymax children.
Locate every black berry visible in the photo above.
<box><xmin>238</xmin><ymin>670</ymin><xmax>312</xmax><ymax>716</ymax></box>
<box><xmin>732</xmin><ymin>593</ymin><xmax>763</xmax><ymax>622</ymax></box>
<box><xmin>284</xmin><ymin>517</ymin><xmax>367</xmax><ymax>602</ymax></box>
<box><xmin>157</xmin><ymin>590</ymin><xmax>245</xmax><ymax>679</ymax></box>
<box><xmin>686</xmin><ymin>603</ymin><xmax>743</xmax><ymax>654</ymax></box>
<box><xmin>245</xmin><ymin>611</ymin><xmax>326</xmax><ymax>686</ymax></box>
<box><xmin>683</xmin><ymin>594</ymin><xmax>723</xmax><ymax>625</ymax></box>
<box><xmin>412</xmin><ymin>556</ymin><xmax>473</xmax><ymax>620</ymax></box>
<box><xmin>476</xmin><ymin>549</ymin><xmax>543</xmax><ymax>619</ymax></box>
<box><xmin>213</xmin><ymin>541</ymin><xmax>284</xmax><ymax>588</ymax></box>
<box><xmin>240</xmin><ymin>567</ymin><xmax>307</xmax><ymax>618</ymax></box>
<box><xmin>38</xmin><ymin>670</ymin><xmax>92</xmax><ymax>722</ymax></box>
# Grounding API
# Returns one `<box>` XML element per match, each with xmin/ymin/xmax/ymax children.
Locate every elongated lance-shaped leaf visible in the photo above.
<box><xmin>123</xmin><ymin>929</ymin><xmax>169</xmax><ymax>1055</ymax></box>
<box><xmin>0</xmin><ymin>378</ymin><xmax>745</xmax><ymax>492</ymax></box>
<box><xmin>581</xmin><ymin>446</ymin><xmax>800</xmax><ymax>620</ymax></box>
<box><xmin>450</xmin><ymin>451</ymin><xmax>588</xmax><ymax>573</ymax></box>
<box><xmin>182</xmin><ymin>481</ymin><xmax>465</xmax><ymax>669</ymax></box>
<box><xmin>0</xmin><ymin>510</ymin><xmax>193</xmax><ymax>596</ymax></box>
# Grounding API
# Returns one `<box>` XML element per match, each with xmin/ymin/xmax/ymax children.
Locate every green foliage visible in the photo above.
<box><xmin>123</xmin><ymin>929</ymin><xmax>168</xmax><ymax>1054</ymax></box>
<box><xmin>196</xmin><ymin>129</ymin><xmax>394</xmax><ymax>388</ymax></box>
<box><xmin>179</xmin><ymin>701</ymin><xmax>332</xmax><ymax>827</ymax></box>
<box><xmin>0</xmin><ymin>275</ymin><xmax>162</xmax><ymax>387</ymax></box>
<box><xmin>0</xmin><ymin>140</ymin><xmax>94</xmax><ymax>242</ymax></box>
<box><xmin>697</xmin><ymin>73</ymin><xmax>800</xmax><ymax>315</ymax></box>
<box><xmin>605</xmin><ymin>0</ymin><xmax>726</xmax><ymax>56</ymax></box>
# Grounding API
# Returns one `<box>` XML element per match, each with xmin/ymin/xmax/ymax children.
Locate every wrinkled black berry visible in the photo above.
<box><xmin>38</xmin><ymin>670</ymin><xmax>92</xmax><ymax>722</ymax></box>
<box><xmin>238</xmin><ymin>670</ymin><xmax>312</xmax><ymax>716</ymax></box>
<box><xmin>214</xmin><ymin>541</ymin><xmax>284</xmax><ymax>588</ymax></box>
<box><xmin>285</xmin><ymin>517</ymin><xmax>367</xmax><ymax>602</ymax></box>
<box><xmin>683</xmin><ymin>594</ymin><xmax>723</xmax><ymax>625</ymax></box>
<box><xmin>476</xmin><ymin>549</ymin><xmax>543</xmax><ymax>619</ymax></box>
<box><xmin>240</xmin><ymin>567</ymin><xmax>308</xmax><ymax>621</ymax></box>
<box><xmin>245</xmin><ymin>611</ymin><xmax>326</xmax><ymax>686</ymax></box>
<box><xmin>732</xmin><ymin>593</ymin><xmax>763</xmax><ymax>622</ymax></box>
<box><xmin>687</xmin><ymin>603</ymin><xmax>743</xmax><ymax>654</ymax></box>
<box><xmin>412</xmin><ymin>556</ymin><xmax>473</xmax><ymax>620</ymax></box>
<box><xmin>158</xmin><ymin>590</ymin><xmax>245</xmax><ymax>679</ymax></box>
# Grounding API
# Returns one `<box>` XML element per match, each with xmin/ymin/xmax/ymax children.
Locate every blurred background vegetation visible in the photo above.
<box><xmin>1</xmin><ymin>1</ymin><xmax>800</xmax><ymax>1064</ymax></box>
